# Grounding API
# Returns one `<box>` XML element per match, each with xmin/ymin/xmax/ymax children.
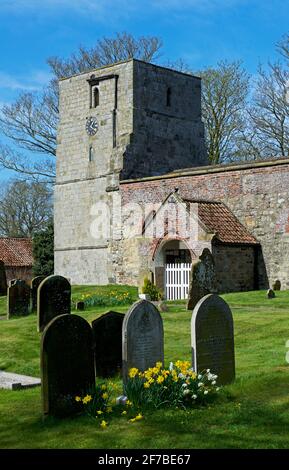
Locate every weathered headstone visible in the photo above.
<box><xmin>92</xmin><ymin>311</ymin><xmax>124</xmax><ymax>377</ymax></box>
<box><xmin>0</xmin><ymin>261</ymin><xmax>7</xmax><ymax>296</ymax></box>
<box><xmin>31</xmin><ymin>276</ymin><xmax>45</xmax><ymax>312</ymax></box>
<box><xmin>122</xmin><ymin>300</ymin><xmax>164</xmax><ymax>382</ymax></box>
<box><xmin>191</xmin><ymin>294</ymin><xmax>235</xmax><ymax>385</ymax></box>
<box><xmin>187</xmin><ymin>248</ymin><xmax>217</xmax><ymax>310</ymax></box>
<box><xmin>7</xmin><ymin>280</ymin><xmax>30</xmax><ymax>318</ymax></box>
<box><xmin>76</xmin><ymin>301</ymin><xmax>85</xmax><ymax>311</ymax></box>
<box><xmin>267</xmin><ymin>288</ymin><xmax>276</xmax><ymax>299</ymax></box>
<box><xmin>37</xmin><ymin>275</ymin><xmax>71</xmax><ymax>332</ymax></box>
<box><xmin>273</xmin><ymin>280</ymin><xmax>281</xmax><ymax>291</ymax></box>
<box><xmin>41</xmin><ymin>314</ymin><xmax>95</xmax><ymax>418</ymax></box>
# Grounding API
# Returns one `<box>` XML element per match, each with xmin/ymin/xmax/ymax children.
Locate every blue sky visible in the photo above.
<box><xmin>0</xmin><ymin>0</ymin><xmax>288</xmax><ymax>181</ymax></box>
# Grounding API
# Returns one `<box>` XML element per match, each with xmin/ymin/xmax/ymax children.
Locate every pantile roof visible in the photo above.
<box><xmin>0</xmin><ymin>238</ymin><xmax>33</xmax><ymax>266</ymax></box>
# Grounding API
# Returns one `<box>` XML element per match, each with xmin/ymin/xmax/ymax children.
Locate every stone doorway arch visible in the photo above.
<box><xmin>152</xmin><ymin>238</ymin><xmax>194</xmax><ymax>300</ymax></box>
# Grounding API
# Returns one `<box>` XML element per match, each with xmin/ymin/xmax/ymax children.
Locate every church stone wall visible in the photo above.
<box><xmin>55</xmin><ymin>60</ymin><xmax>134</xmax><ymax>284</ymax></box>
<box><xmin>121</xmin><ymin>61</ymin><xmax>206</xmax><ymax>179</ymax></box>
<box><xmin>120</xmin><ymin>159</ymin><xmax>289</xmax><ymax>290</ymax></box>
<box><xmin>212</xmin><ymin>244</ymin><xmax>256</xmax><ymax>293</ymax></box>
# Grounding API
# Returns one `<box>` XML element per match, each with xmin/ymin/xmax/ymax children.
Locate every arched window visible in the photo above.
<box><xmin>166</xmin><ymin>87</ymin><xmax>171</xmax><ymax>107</ymax></box>
<box><xmin>93</xmin><ymin>86</ymin><xmax>99</xmax><ymax>108</ymax></box>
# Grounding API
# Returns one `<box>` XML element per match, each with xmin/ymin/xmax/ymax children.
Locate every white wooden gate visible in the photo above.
<box><xmin>165</xmin><ymin>263</ymin><xmax>191</xmax><ymax>300</ymax></box>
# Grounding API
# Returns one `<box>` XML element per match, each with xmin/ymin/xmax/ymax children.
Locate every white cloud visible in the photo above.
<box><xmin>0</xmin><ymin>70</ymin><xmax>52</xmax><ymax>92</ymax></box>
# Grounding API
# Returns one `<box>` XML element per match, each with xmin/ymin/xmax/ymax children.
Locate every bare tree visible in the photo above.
<box><xmin>48</xmin><ymin>32</ymin><xmax>163</xmax><ymax>79</ymax></box>
<box><xmin>241</xmin><ymin>63</ymin><xmax>289</xmax><ymax>159</ymax></box>
<box><xmin>200</xmin><ymin>61</ymin><xmax>249</xmax><ymax>164</ymax></box>
<box><xmin>0</xmin><ymin>32</ymin><xmax>163</xmax><ymax>181</ymax></box>
<box><xmin>276</xmin><ymin>33</ymin><xmax>289</xmax><ymax>63</ymax></box>
<box><xmin>0</xmin><ymin>180</ymin><xmax>53</xmax><ymax>237</ymax></box>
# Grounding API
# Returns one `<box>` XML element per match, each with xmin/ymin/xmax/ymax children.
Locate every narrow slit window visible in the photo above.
<box><xmin>93</xmin><ymin>86</ymin><xmax>99</xmax><ymax>108</ymax></box>
<box><xmin>166</xmin><ymin>87</ymin><xmax>171</xmax><ymax>107</ymax></box>
<box><xmin>89</xmin><ymin>146</ymin><xmax>94</xmax><ymax>162</ymax></box>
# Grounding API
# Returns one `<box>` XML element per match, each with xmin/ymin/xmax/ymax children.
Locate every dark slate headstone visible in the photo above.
<box><xmin>76</xmin><ymin>301</ymin><xmax>85</xmax><ymax>311</ymax></box>
<box><xmin>273</xmin><ymin>280</ymin><xmax>281</xmax><ymax>291</ymax></box>
<box><xmin>92</xmin><ymin>311</ymin><xmax>124</xmax><ymax>378</ymax></box>
<box><xmin>41</xmin><ymin>314</ymin><xmax>95</xmax><ymax>418</ymax></box>
<box><xmin>37</xmin><ymin>275</ymin><xmax>71</xmax><ymax>332</ymax></box>
<box><xmin>31</xmin><ymin>276</ymin><xmax>45</xmax><ymax>312</ymax></box>
<box><xmin>0</xmin><ymin>261</ymin><xmax>7</xmax><ymax>296</ymax></box>
<box><xmin>267</xmin><ymin>288</ymin><xmax>276</xmax><ymax>299</ymax></box>
<box><xmin>191</xmin><ymin>294</ymin><xmax>235</xmax><ymax>385</ymax></box>
<box><xmin>187</xmin><ymin>248</ymin><xmax>217</xmax><ymax>310</ymax></box>
<box><xmin>7</xmin><ymin>280</ymin><xmax>30</xmax><ymax>318</ymax></box>
<box><xmin>122</xmin><ymin>300</ymin><xmax>164</xmax><ymax>382</ymax></box>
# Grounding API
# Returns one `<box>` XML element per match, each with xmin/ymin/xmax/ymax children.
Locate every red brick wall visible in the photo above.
<box><xmin>121</xmin><ymin>160</ymin><xmax>289</xmax><ymax>290</ymax></box>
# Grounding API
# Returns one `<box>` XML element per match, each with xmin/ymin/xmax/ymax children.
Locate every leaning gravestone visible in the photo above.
<box><xmin>187</xmin><ymin>248</ymin><xmax>217</xmax><ymax>310</ymax></box>
<box><xmin>191</xmin><ymin>294</ymin><xmax>235</xmax><ymax>385</ymax></box>
<box><xmin>7</xmin><ymin>280</ymin><xmax>30</xmax><ymax>318</ymax></box>
<box><xmin>41</xmin><ymin>314</ymin><xmax>95</xmax><ymax>418</ymax></box>
<box><xmin>37</xmin><ymin>275</ymin><xmax>71</xmax><ymax>332</ymax></box>
<box><xmin>122</xmin><ymin>300</ymin><xmax>164</xmax><ymax>382</ymax></box>
<box><xmin>31</xmin><ymin>276</ymin><xmax>45</xmax><ymax>312</ymax></box>
<box><xmin>0</xmin><ymin>261</ymin><xmax>7</xmax><ymax>296</ymax></box>
<box><xmin>92</xmin><ymin>311</ymin><xmax>124</xmax><ymax>378</ymax></box>
<box><xmin>267</xmin><ymin>288</ymin><xmax>275</xmax><ymax>299</ymax></box>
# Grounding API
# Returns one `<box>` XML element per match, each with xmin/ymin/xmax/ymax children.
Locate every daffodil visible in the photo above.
<box><xmin>75</xmin><ymin>396</ymin><xmax>82</xmax><ymax>402</ymax></box>
<box><xmin>97</xmin><ymin>410</ymin><xmax>103</xmax><ymax>415</ymax></box>
<box><xmin>101</xmin><ymin>385</ymin><xmax>107</xmax><ymax>390</ymax></box>
<box><xmin>82</xmin><ymin>394</ymin><xmax>92</xmax><ymax>404</ymax></box>
<box><xmin>121</xmin><ymin>410</ymin><xmax>127</xmax><ymax>415</ymax></box>
<box><xmin>102</xmin><ymin>392</ymin><xmax>109</xmax><ymax>400</ymax></box>
<box><xmin>100</xmin><ymin>420</ymin><xmax>108</xmax><ymax>429</ymax></box>
<box><xmin>129</xmin><ymin>368</ymin><xmax>139</xmax><ymax>378</ymax></box>
<box><xmin>106</xmin><ymin>406</ymin><xmax>113</xmax><ymax>413</ymax></box>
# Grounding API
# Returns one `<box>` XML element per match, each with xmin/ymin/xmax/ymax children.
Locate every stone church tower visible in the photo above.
<box><xmin>54</xmin><ymin>59</ymin><xmax>207</xmax><ymax>284</ymax></box>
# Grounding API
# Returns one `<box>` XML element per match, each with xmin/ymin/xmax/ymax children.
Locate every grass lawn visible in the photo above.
<box><xmin>0</xmin><ymin>287</ymin><xmax>289</xmax><ymax>449</ymax></box>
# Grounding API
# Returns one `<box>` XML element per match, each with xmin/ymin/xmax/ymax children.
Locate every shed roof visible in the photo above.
<box><xmin>183</xmin><ymin>199</ymin><xmax>258</xmax><ymax>245</ymax></box>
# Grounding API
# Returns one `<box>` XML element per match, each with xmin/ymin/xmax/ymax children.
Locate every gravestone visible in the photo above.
<box><xmin>31</xmin><ymin>276</ymin><xmax>45</xmax><ymax>312</ymax></box>
<box><xmin>267</xmin><ymin>288</ymin><xmax>275</xmax><ymax>299</ymax></box>
<box><xmin>0</xmin><ymin>371</ymin><xmax>40</xmax><ymax>390</ymax></box>
<box><xmin>76</xmin><ymin>301</ymin><xmax>85</xmax><ymax>311</ymax></box>
<box><xmin>122</xmin><ymin>300</ymin><xmax>164</xmax><ymax>382</ymax></box>
<box><xmin>0</xmin><ymin>261</ymin><xmax>7</xmax><ymax>296</ymax></box>
<box><xmin>187</xmin><ymin>248</ymin><xmax>217</xmax><ymax>310</ymax></box>
<box><xmin>191</xmin><ymin>294</ymin><xmax>235</xmax><ymax>385</ymax></box>
<box><xmin>92</xmin><ymin>311</ymin><xmax>124</xmax><ymax>377</ymax></box>
<box><xmin>41</xmin><ymin>314</ymin><xmax>95</xmax><ymax>418</ymax></box>
<box><xmin>37</xmin><ymin>275</ymin><xmax>71</xmax><ymax>332</ymax></box>
<box><xmin>7</xmin><ymin>280</ymin><xmax>30</xmax><ymax>318</ymax></box>
<box><xmin>273</xmin><ymin>280</ymin><xmax>281</xmax><ymax>291</ymax></box>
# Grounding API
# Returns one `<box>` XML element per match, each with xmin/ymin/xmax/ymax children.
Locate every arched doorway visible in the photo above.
<box><xmin>153</xmin><ymin>239</ymin><xmax>193</xmax><ymax>300</ymax></box>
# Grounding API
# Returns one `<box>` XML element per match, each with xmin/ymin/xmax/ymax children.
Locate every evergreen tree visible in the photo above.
<box><xmin>32</xmin><ymin>222</ymin><xmax>54</xmax><ymax>277</ymax></box>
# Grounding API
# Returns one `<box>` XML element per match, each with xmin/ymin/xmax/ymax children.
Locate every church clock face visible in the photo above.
<box><xmin>86</xmin><ymin>116</ymin><xmax>99</xmax><ymax>136</ymax></box>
